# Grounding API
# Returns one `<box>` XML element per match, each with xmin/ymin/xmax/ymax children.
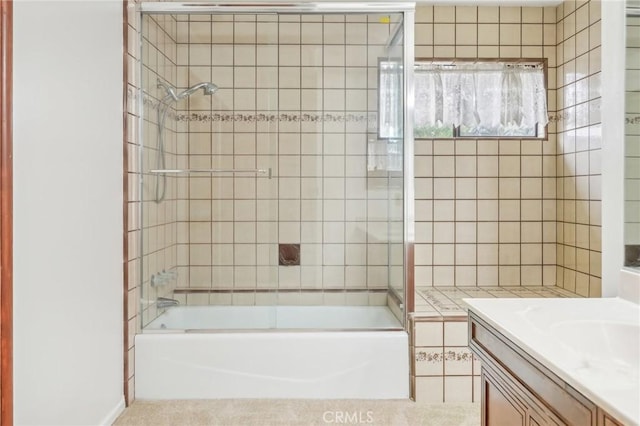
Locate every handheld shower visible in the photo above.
<box><xmin>177</xmin><ymin>82</ymin><xmax>219</xmax><ymax>99</ymax></box>
<box><xmin>157</xmin><ymin>80</ymin><xmax>219</xmax><ymax>102</ymax></box>
<box><xmin>154</xmin><ymin>79</ymin><xmax>218</xmax><ymax>203</ymax></box>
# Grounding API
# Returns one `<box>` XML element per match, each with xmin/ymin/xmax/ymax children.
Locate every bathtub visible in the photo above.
<box><xmin>135</xmin><ymin>305</ymin><xmax>409</xmax><ymax>399</ymax></box>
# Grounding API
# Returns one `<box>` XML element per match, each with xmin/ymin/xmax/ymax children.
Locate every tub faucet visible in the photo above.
<box><xmin>157</xmin><ymin>297</ymin><xmax>179</xmax><ymax>309</ymax></box>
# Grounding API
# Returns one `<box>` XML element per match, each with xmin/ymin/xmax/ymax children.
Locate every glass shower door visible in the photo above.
<box><xmin>205</xmin><ymin>13</ymin><xmax>280</xmax><ymax>327</ymax></box>
<box><xmin>138</xmin><ymin>7</ymin><xmax>411</xmax><ymax>331</ymax></box>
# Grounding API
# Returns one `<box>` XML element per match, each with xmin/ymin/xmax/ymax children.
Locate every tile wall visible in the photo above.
<box><xmin>125</xmin><ymin>0</ymin><xmax>139</xmax><ymax>405</ymax></box>
<box><xmin>125</xmin><ymin>5</ymin><xmax>179</xmax><ymax>404</ymax></box>
<box><xmin>625</xmin><ymin>12</ymin><xmax>640</xmax><ymax>261</ymax></box>
<box><xmin>172</xmin><ymin>13</ymin><xmax>404</xmax><ymax>306</ymax></box>
<box><xmin>413</xmin><ymin>5</ymin><xmax>560</xmax><ymax>288</ymax></box>
<box><xmin>139</xmin><ymin>14</ymin><xmax>181</xmax><ymax>324</ymax></box>
<box><xmin>411</xmin><ymin>318</ymin><xmax>481</xmax><ymax>403</ymax></box>
<box><xmin>410</xmin><ymin>0</ymin><xmax>604</xmax><ymax>403</ymax></box>
<box><xmin>554</xmin><ymin>0</ymin><xmax>602</xmax><ymax>296</ymax></box>
<box><xmin>412</xmin><ymin>2</ymin><xmax>602</xmax><ymax>295</ymax></box>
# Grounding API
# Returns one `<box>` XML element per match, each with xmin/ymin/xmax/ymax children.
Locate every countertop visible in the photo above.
<box><xmin>465</xmin><ymin>297</ymin><xmax>640</xmax><ymax>425</ymax></box>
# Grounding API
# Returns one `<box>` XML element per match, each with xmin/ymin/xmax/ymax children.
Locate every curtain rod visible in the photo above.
<box><xmin>415</xmin><ymin>63</ymin><xmax>544</xmax><ymax>71</ymax></box>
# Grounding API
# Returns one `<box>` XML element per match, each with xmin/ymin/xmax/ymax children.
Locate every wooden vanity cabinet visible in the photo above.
<box><xmin>468</xmin><ymin>312</ymin><xmax>624</xmax><ymax>426</ymax></box>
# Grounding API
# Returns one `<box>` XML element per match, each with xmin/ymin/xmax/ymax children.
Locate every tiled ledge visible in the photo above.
<box><xmin>414</xmin><ymin>285</ymin><xmax>581</xmax><ymax>318</ymax></box>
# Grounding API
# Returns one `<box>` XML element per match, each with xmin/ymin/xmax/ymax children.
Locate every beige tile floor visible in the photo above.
<box><xmin>115</xmin><ymin>400</ymin><xmax>481</xmax><ymax>426</ymax></box>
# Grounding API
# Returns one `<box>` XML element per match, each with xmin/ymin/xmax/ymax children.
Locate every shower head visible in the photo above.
<box><xmin>176</xmin><ymin>82</ymin><xmax>219</xmax><ymax>100</ymax></box>
<box><xmin>157</xmin><ymin>79</ymin><xmax>218</xmax><ymax>102</ymax></box>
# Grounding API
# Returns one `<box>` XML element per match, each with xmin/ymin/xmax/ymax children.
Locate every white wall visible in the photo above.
<box><xmin>13</xmin><ymin>1</ymin><xmax>124</xmax><ymax>424</ymax></box>
<box><xmin>601</xmin><ymin>0</ymin><xmax>634</xmax><ymax>296</ymax></box>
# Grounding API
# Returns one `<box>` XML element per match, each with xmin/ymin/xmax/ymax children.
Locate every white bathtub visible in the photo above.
<box><xmin>135</xmin><ymin>305</ymin><xmax>409</xmax><ymax>399</ymax></box>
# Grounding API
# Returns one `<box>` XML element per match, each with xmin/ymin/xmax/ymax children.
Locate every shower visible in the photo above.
<box><xmin>135</xmin><ymin>2</ymin><xmax>414</xmax><ymax>400</ymax></box>
<box><xmin>154</xmin><ymin>79</ymin><xmax>219</xmax><ymax>203</ymax></box>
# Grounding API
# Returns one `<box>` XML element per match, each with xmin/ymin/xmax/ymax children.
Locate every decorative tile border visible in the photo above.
<box><xmin>131</xmin><ymin>88</ymin><xmax>585</xmax><ymax>125</ymax></box>
<box><xmin>626</xmin><ymin>115</ymin><xmax>640</xmax><ymax>124</ymax></box>
<box><xmin>547</xmin><ymin>113</ymin><xmax>565</xmax><ymax>123</ymax></box>
<box><xmin>416</xmin><ymin>349</ymin><xmax>474</xmax><ymax>363</ymax></box>
<box><xmin>175</xmin><ymin>112</ymin><xmax>377</xmax><ymax>124</ymax></box>
<box><xmin>130</xmin><ymin>88</ymin><xmax>378</xmax><ymax>124</ymax></box>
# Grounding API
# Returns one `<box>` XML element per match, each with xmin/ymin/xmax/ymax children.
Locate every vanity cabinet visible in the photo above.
<box><xmin>468</xmin><ymin>312</ymin><xmax>624</xmax><ymax>426</ymax></box>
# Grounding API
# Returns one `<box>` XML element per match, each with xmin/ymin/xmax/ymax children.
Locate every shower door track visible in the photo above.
<box><xmin>139</xmin><ymin>2</ymin><xmax>416</xmax><ymax>14</ymax></box>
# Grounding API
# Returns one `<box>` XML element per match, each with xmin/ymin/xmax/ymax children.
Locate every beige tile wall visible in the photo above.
<box><xmin>125</xmin><ymin>6</ymin><xmax>179</xmax><ymax>404</ymax></box>
<box><xmin>125</xmin><ymin>0</ymin><xmax>140</xmax><ymax>405</ymax></box>
<box><xmin>138</xmin><ymin>14</ymin><xmax>180</xmax><ymax>323</ymax></box>
<box><xmin>411</xmin><ymin>318</ymin><xmax>481</xmax><ymax>403</ymax></box>
<box><xmin>625</xmin><ymin>14</ymin><xmax>640</xmax><ymax>252</ymax></box>
<box><xmin>413</xmin><ymin>5</ymin><xmax>560</xmax><ymax>287</ymax></box>
<box><xmin>172</xmin><ymin>13</ymin><xmax>404</xmax><ymax>305</ymax></box>
<box><xmin>555</xmin><ymin>0</ymin><xmax>602</xmax><ymax>296</ymax></box>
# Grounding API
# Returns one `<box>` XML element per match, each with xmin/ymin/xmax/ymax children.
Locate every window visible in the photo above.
<box><xmin>414</xmin><ymin>60</ymin><xmax>548</xmax><ymax>139</ymax></box>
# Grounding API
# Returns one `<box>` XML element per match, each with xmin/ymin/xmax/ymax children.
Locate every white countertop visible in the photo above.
<box><xmin>465</xmin><ymin>297</ymin><xmax>640</xmax><ymax>426</ymax></box>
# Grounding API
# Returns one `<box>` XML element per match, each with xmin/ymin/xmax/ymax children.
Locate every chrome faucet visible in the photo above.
<box><xmin>156</xmin><ymin>297</ymin><xmax>179</xmax><ymax>309</ymax></box>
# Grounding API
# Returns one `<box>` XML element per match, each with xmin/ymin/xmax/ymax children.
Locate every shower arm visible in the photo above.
<box><xmin>157</xmin><ymin>79</ymin><xmax>178</xmax><ymax>101</ymax></box>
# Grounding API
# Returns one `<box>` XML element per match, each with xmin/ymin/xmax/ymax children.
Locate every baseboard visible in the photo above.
<box><xmin>99</xmin><ymin>396</ymin><xmax>126</xmax><ymax>426</ymax></box>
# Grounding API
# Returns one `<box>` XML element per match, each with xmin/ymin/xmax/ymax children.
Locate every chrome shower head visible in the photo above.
<box><xmin>177</xmin><ymin>82</ymin><xmax>219</xmax><ymax>100</ymax></box>
<box><xmin>157</xmin><ymin>79</ymin><xmax>218</xmax><ymax>102</ymax></box>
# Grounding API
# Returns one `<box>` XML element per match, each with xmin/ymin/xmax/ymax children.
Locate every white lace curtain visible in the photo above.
<box><xmin>414</xmin><ymin>63</ymin><xmax>548</xmax><ymax>136</ymax></box>
<box><xmin>379</xmin><ymin>60</ymin><xmax>404</xmax><ymax>139</ymax></box>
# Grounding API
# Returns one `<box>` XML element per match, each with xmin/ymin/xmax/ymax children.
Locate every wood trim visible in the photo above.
<box><xmin>122</xmin><ymin>0</ymin><xmax>130</xmax><ymax>407</ymax></box>
<box><xmin>405</xmin><ymin>242</ymin><xmax>414</xmax><ymax>315</ymax></box>
<box><xmin>0</xmin><ymin>0</ymin><xmax>13</xmax><ymax>424</ymax></box>
<box><xmin>412</xmin><ymin>315</ymin><xmax>468</xmax><ymax>323</ymax></box>
<box><xmin>173</xmin><ymin>288</ymin><xmax>389</xmax><ymax>294</ymax></box>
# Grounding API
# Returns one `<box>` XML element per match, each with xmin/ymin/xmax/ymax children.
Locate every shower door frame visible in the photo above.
<box><xmin>137</xmin><ymin>1</ymin><xmax>416</xmax><ymax>327</ymax></box>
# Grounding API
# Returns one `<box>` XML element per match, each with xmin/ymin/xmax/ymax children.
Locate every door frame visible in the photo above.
<box><xmin>0</xmin><ymin>0</ymin><xmax>13</xmax><ymax>424</ymax></box>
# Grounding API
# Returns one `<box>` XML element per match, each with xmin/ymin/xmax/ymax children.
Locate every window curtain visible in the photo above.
<box><xmin>378</xmin><ymin>60</ymin><xmax>404</xmax><ymax>139</ymax></box>
<box><xmin>414</xmin><ymin>63</ymin><xmax>548</xmax><ymax>136</ymax></box>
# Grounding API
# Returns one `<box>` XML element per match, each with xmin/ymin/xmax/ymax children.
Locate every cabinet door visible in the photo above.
<box><xmin>597</xmin><ymin>409</ymin><xmax>624</xmax><ymax>426</ymax></box>
<box><xmin>483</xmin><ymin>374</ymin><xmax>526</xmax><ymax>426</ymax></box>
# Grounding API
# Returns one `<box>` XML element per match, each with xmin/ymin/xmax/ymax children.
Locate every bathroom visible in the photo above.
<box><xmin>2</xmin><ymin>0</ymin><xmax>638</xmax><ymax>425</ymax></box>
